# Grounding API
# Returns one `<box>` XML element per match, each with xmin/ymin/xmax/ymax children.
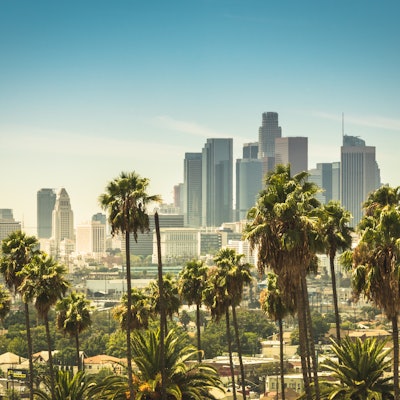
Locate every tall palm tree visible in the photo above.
<box><xmin>19</xmin><ymin>252</ymin><xmax>70</xmax><ymax>399</ymax></box>
<box><xmin>344</xmin><ymin>185</ymin><xmax>400</xmax><ymax>399</ymax></box>
<box><xmin>203</xmin><ymin>265</ymin><xmax>238</xmax><ymax>400</ymax></box>
<box><xmin>147</xmin><ymin>274</ymin><xmax>181</xmax><ymax>328</ymax></box>
<box><xmin>317</xmin><ymin>201</ymin><xmax>353</xmax><ymax>341</ymax></box>
<box><xmin>243</xmin><ymin>165</ymin><xmax>322</xmax><ymax>400</ymax></box>
<box><xmin>178</xmin><ymin>259</ymin><xmax>208</xmax><ymax>362</ymax></box>
<box><xmin>112</xmin><ymin>287</ymin><xmax>152</xmax><ymax>331</ymax></box>
<box><xmin>56</xmin><ymin>291</ymin><xmax>93</xmax><ymax>371</ymax></box>
<box><xmin>260</xmin><ymin>272</ymin><xmax>296</xmax><ymax>400</ymax></box>
<box><xmin>214</xmin><ymin>247</ymin><xmax>253</xmax><ymax>400</ymax></box>
<box><xmin>99</xmin><ymin>171</ymin><xmax>161</xmax><ymax>400</ymax></box>
<box><xmin>0</xmin><ymin>231</ymin><xmax>40</xmax><ymax>400</ymax></box>
<box><xmin>317</xmin><ymin>336</ymin><xmax>394</xmax><ymax>400</ymax></box>
<box><xmin>89</xmin><ymin>328</ymin><xmax>223</xmax><ymax>400</ymax></box>
<box><xmin>0</xmin><ymin>284</ymin><xmax>11</xmax><ymax>324</ymax></box>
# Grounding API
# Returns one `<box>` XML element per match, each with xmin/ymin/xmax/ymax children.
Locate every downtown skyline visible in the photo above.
<box><xmin>1</xmin><ymin>0</ymin><xmax>399</xmax><ymax>231</ymax></box>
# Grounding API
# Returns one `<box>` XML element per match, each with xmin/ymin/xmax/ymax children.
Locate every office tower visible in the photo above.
<box><xmin>124</xmin><ymin>213</ymin><xmax>185</xmax><ymax>257</ymax></box>
<box><xmin>341</xmin><ymin>135</ymin><xmax>381</xmax><ymax>226</ymax></box>
<box><xmin>202</xmin><ymin>138</ymin><xmax>233</xmax><ymax>227</ymax></box>
<box><xmin>76</xmin><ymin>220</ymin><xmax>106</xmax><ymax>254</ymax></box>
<box><xmin>308</xmin><ymin>163</ymin><xmax>334</xmax><ymax>204</ymax></box>
<box><xmin>236</xmin><ymin>143</ymin><xmax>263</xmax><ymax>220</ymax></box>
<box><xmin>332</xmin><ymin>162</ymin><xmax>341</xmax><ymax>201</ymax></box>
<box><xmin>258</xmin><ymin>112</ymin><xmax>282</xmax><ymax>176</ymax></box>
<box><xmin>0</xmin><ymin>209</ymin><xmax>21</xmax><ymax>242</ymax></box>
<box><xmin>183</xmin><ymin>152</ymin><xmax>202</xmax><ymax>227</ymax></box>
<box><xmin>52</xmin><ymin>188</ymin><xmax>74</xmax><ymax>247</ymax></box>
<box><xmin>92</xmin><ymin>213</ymin><xmax>106</xmax><ymax>225</ymax></box>
<box><xmin>173</xmin><ymin>183</ymin><xmax>184</xmax><ymax>213</ymax></box>
<box><xmin>275</xmin><ymin>137</ymin><xmax>308</xmax><ymax>175</ymax></box>
<box><xmin>37</xmin><ymin>188</ymin><xmax>56</xmax><ymax>238</ymax></box>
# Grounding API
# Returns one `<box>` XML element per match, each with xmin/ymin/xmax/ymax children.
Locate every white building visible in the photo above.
<box><xmin>76</xmin><ymin>220</ymin><xmax>106</xmax><ymax>255</ymax></box>
<box><xmin>52</xmin><ymin>188</ymin><xmax>74</xmax><ymax>254</ymax></box>
<box><xmin>152</xmin><ymin>228</ymin><xmax>200</xmax><ymax>263</ymax></box>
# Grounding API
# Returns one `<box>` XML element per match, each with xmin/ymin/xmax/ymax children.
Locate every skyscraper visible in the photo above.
<box><xmin>0</xmin><ymin>209</ymin><xmax>21</xmax><ymax>242</ymax></box>
<box><xmin>341</xmin><ymin>135</ymin><xmax>381</xmax><ymax>226</ymax></box>
<box><xmin>184</xmin><ymin>152</ymin><xmax>202</xmax><ymax>227</ymax></box>
<box><xmin>37</xmin><ymin>188</ymin><xmax>56</xmax><ymax>238</ymax></box>
<box><xmin>258</xmin><ymin>112</ymin><xmax>282</xmax><ymax>176</ymax></box>
<box><xmin>236</xmin><ymin>143</ymin><xmax>263</xmax><ymax>220</ymax></box>
<box><xmin>202</xmin><ymin>138</ymin><xmax>233</xmax><ymax>227</ymax></box>
<box><xmin>52</xmin><ymin>188</ymin><xmax>74</xmax><ymax>249</ymax></box>
<box><xmin>308</xmin><ymin>163</ymin><xmax>334</xmax><ymax>204</ymax></box>
<box><xmin>275</xmin><ymin>136</ymin><xmax>308</xmax><ymax>175</ymax></box>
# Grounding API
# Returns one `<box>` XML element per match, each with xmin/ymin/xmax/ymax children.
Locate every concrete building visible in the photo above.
<box><xmin>275</xmin><ymin>137</ymin><xmax>308</xmax><ymax>176</ymax></box>
<box><xmin>52</xmin><ymin>188</ymin><xmax>74</xmax><ymax>255</ymax></box>
<box><xmin>236</xmin><ymin>143</ymin><xmax>263</xmax><ymax>221</ymax></box>
<box><xmin>0</xmin><ymin>209</ymin><xmax>21</xmax><ymax>242</ymax></box>
<box><xmin>340</xmin><ymin>135</ymin><xmax>381</xmax><ymax>226</ymax></box>
<box><xmin>37</xmin><ymin>188</ymin><xmax>56</xmax><ymax>238</ymax></box>
<box><xmin>258</xmin><ymin>112</ymin><xmax>282</xmax><ymax>178</ymax></box>
<box><xmin>202</xmin><ymin>138</ymin><xmax>233</xmax><ymax>227</ymax></box>
<box><xmin>75</xmin><ymin>220</ymin><xmax>106</xmax><ymax>255</ymax></box>
<box><xmin>152</xmin><ymin>227</ymin><xmax>200</xmax><ymax>264</ymax></box>
<box><xmin>184</xmin><ymin>152</ymin><xmax>202</xmax><ymax>227</ymax></box>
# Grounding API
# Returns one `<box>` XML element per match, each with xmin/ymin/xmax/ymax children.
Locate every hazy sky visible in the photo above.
<box><xmin>1</xmin><ymin>0</ymin><xmax>399</xmax><ymax>233</ymax></box>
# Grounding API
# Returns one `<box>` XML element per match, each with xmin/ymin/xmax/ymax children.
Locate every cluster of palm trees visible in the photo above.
<box><xmin>0</xmin><ymin>231</ymin><xmax>92</xmax><ymax>400</ymax></box>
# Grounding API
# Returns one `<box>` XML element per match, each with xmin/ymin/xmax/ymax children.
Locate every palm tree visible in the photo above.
<box><xmin>112</xmin><ymin>287</ymin><xmax>152</xmax><ymax>331</ymax></box>
<box><xmin>147</xmin><ymin>274</ymin><xmax>181</xmax><ymax>328</ymax></box>
<box><xmin>260</xmin><ymin>272</ymin><xmax>296</xmax><ymax>400</ymax></box>
<box><xmin>344</xmin><ymin>185</ymin><xmax>400</xmax><ymax>399</ymax></box>
<box><xmin>89</xmin><ymin>328</ymin><xmax>223</xmax><ymax>400</ymax></box>
<box><xmin>203</xmin><ymin>265</ymin><xmax>238</xmax><ymax>400</ymax></box>
<box><xmin>19</xmin><ymin>252</ymin><xmax>70</xmax><ymax>399</ymax></box>
<box><xmin>56</xmin><ymin>291</ymin><xmax>93</xmax><ymax>371</ymax></box>
<box><xmin>243</xmin><ymin>165</ymin><xmax>322</xmax><ymax>400</ymax></box>
<box><xmin>34</xmin><ymin>370</ymin><xmax>95</xmax><ymax>400</ymax></box>
<box><xmin>0</xmin><ymin>231</ymin><xmax>40</xmax><ymax>400</ymax></box>
<box><xmin>178</xmin><ymin>259</ymin><xmax>208</xmax><ymax>362</ymax></box>
<box><xmin>317</xmin><ymin>201</ymin><xmax>353</xmax><ymax>341</ymax></box>
<box><xmin>99</xmin><ymin>171</ymin><xmax>161</xmax><ymax>400</ymax></box>
<box><xmin>0</xmin><ymin>284</ymin><xmax>11</xmax><ymax>324</ymax></box>
<box><xmin>317</xmin><ymin>336</ymin><xmax>394</xmax><ymax>400</ymax></box>
<box><xmin>214</xmin><ymin>247</ymin><xmax>253</xmax><ymax>400</ymax></box>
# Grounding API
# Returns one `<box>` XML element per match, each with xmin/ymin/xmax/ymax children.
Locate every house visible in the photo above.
<box><xmin>83</xmin><ymin>354</ymin><xmax>125</xmax><ymax>374</ymax></box>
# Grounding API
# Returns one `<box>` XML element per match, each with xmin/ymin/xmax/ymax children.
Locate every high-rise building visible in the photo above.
<box><xmin>52</xmin><ymin>188</ymin><xmax>74</xmax><ymax>250</ymax></box>
<box><xmin>258</xmin><ymin>112</ymin><xmax>282</xmax><ymax>177</ymax></box>
<box><xmin>341</xmin><ymin>135</ymin><xmax>381</xmax><ymax>226</ymax></box>
<box><xmin>37</xmin><ymin>188</ymin><xmax>56</xmax><ymax>238</ymax></box>
<box><xmin>183</xmin><ymin>152</ymin><xmax>202</xmax><ymax>227</ymax></box>
<box><xmin>0</xmin><ymin>209</ymin><xmax>21</xmax><ymax>242</ymax></box>
<box><xmin>275</xmin><ymin>137</ymin><xmax>308</xmax><ymax>175</ymax></box>
<box><xmin>236</xmin><ymin>143</ymin><xmax>263</xmax><ymax>220</ymax></box>
<box><xmin>202</xmin><ymin>138</ymin><xmax>233</xmax><ymax>227</ymax></box>
<box><xmin>76</xmin><ymin>220</ymin><xmax>106</xmax><ymax>255</ymax></box>
<box><xmin>308</xmin><ymin>163</ymin><xmax>334</xmax><ymax>204</ymax></box>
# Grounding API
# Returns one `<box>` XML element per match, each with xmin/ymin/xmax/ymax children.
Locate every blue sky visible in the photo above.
<box><xmin>1</xmin><ymin>0</ymin><xmax>399</xmax><ymax>232</ymax></box>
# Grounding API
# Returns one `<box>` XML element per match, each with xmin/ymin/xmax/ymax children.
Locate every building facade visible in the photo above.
<box><xmin>37</xmin><ymin>188</ymin><xmax>56</xmax><ymax>238</ymax></box>
<box><xmin>184</xmin><ymin>152</ymin><xmax>202</xmax><ymax>227</ymax></box>
<box><xmin>275</xmin><ymin>136</ymin><xmax>308</xmax><ymax>176</ymax></box>
<box><xmin>341</xmin><ymin>135</ymin><xmax>381</xmax><ymax>226</ymax></box>
<box><xmin>202</xmin><ymin>138</ymin><xmax>233</xmax><ymax>227</ymax></box>
<box><xmin>52</xmin><ymin>188</ymin><xmax>74</xmax><ymax>253</ymax></box>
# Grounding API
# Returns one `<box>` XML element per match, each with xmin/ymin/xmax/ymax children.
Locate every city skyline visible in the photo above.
<box><xmin>1</xmin><ymin>1</ymin><xmax>399</xmax><ymax>231</ymax></box>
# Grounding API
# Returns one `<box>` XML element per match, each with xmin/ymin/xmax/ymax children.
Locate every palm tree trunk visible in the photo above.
<box><xmin>278</xmin><ymin>318</ymin><xmax>285</xmax><ymax>400</ymax></box>
<box><xmin>44</xmin><ymin>313</ymin><xmax>56</xmax><ymax>400</ymax></box>
<box><xmin>226</xmin><ymin>309</ymin><xmax>237</xmax><ymax>400</ymax></box>
<box><xmin>155</xmin><ymin>212</ymin><xmax>167</xmax><ymax>400</ymax></box>
<box><xmin>24</xmin><ymin>302</ymin><xmax>34</xmax><ymax>400</ymax></box>
<box><xmin>125</xmin><ymin>232</ymin><xmax>134</xmax><ymax>400</ymax></box>
<box><xmin>302</xmin><ymin>276</ymin><xmax>320</xmax><ymax>400</ymax></box>
<box><xmin>231</xmin><ymin>305</ymin><xmax>247</xmax><ymax>400</ymax></box>
<box><xmin>392</xmin><ymin>315</ymin><xmax>399</xmax><ymax>400</ymax></box>
<box><xmin>196</xmin><ymin>303</ymin><xmax>202</xmax><ymax>363</ymax></box>
<box><xmin>330</xmin><ymin>252</ymin><xmax>341</xmax><ymax>341</ymax></box>
<box><xmin>75</xmin><ymin>329</ymin><xmax>81</xmax><ymax>371</ymax></box>
<box><xmin>296</xmin><ymin>279</ymin><xmax>311</xmax><ymax>400</ymax></box>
